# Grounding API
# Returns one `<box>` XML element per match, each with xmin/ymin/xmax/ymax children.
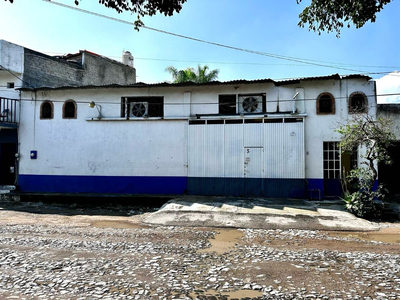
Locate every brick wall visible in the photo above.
<box><xmin>23</xmin><ymin>49</ymin><xmax>136</xmax><ymax>89</ymax></box>
<box><xmin>81</xmin><ymin>52</ymin><xmax>136</xmax><ymax>86</ymax></box>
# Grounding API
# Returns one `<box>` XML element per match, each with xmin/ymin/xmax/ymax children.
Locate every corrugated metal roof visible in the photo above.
<box><xmin>275</xmin><ymin>73</ymin><xmax>371</xmax><ymax>86</ymax></box>
<box><xmin>18</xmin><ymin>73</ymin><xmax>372</xmax><ymax>91</ymax></box>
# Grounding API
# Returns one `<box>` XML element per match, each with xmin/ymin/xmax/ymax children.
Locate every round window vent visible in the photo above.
<box><xmin>242</xmin><ymin>97</ymin><xmax>259</xmax><ymax>112</ymax></box>
<box><xmin>131</xmin><ymin>103</ymin><xmax>147</xmax><ymax>117</ymax></box>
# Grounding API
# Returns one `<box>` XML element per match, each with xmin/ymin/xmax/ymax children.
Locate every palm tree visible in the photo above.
<box><xmin>194</xmin><ymin>65</ymin><xmax>219</xmax><ymax>83</ymax></box>
<box><xmin>165</xmin><ymin>65</ymin><xmax>219</xmax><ymax>83</ymax></box>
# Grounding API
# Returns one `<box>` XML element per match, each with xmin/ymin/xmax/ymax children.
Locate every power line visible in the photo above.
<box><xmin>41</xmin><ymin>0</ymin><xmax>397</xmax><ymax>74</ymax></box>
<box><xmin>40</xmin><ymin>50</ymin><xmax>400</xmax><ymax>70</ymax></box>
<box><xmin>0</xmin><ymin>64</ymin><xmax>31</xmax><ymax>88</ymax></box>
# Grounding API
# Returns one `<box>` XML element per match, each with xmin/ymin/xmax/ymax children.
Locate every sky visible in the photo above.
<box><xmin>1</xmin><ymin>0</ymin><xmax>400</xmax><ymax>97</ymax></box>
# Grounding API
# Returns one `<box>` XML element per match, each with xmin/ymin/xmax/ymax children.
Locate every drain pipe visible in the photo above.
<box><xmin>292</xmin><ymin>92</ymin><xmax>299</xmax><ymax>114</ymax></box>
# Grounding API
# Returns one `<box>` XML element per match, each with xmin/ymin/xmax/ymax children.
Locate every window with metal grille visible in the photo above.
<box><xmin>63</xmin><ymin>100</ymin><xmax>77</xmax><ymax>119</ymax></box>
<box><xmin>121</xmin><ymin>97</ymin><xmax>164</xmax><ymax>118</ymax></box>
<box><xmin>323</xmin><ymin>142</ymin><xmax>340</xmax><ymax>179</ymax></box>
<box><xmin>40</xmin><ymin>101</ymin><xmax>53</xmax><ymax>119</ymax></box>
<box><xmin>218</xmin><ymin>95</ymin><xmax>236</xmax><ymax>115</ymax></box>
<box><xmin>317</xmin><ymin>93</ymin><xmax>335</xmax><ymax>115</ymax></box>
<box><xmin>349</xmin><ymin>92</ymin><xmax>368</xmax><ymax>113</ymax></box>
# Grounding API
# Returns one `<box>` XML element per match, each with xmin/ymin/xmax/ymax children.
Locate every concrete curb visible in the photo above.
<box><xmin>142</xmin><ymin>197</ymin><xmax>381</xmax><ymax>231</ymax></box>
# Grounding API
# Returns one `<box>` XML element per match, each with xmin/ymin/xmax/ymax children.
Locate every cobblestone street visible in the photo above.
<box><xmin>0</xmin><ymin>201</ymin><xmax>399</xmax><ymax>300</ymax></box>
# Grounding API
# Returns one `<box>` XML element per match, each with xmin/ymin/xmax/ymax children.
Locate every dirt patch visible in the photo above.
<box><xmin>90</xmin><ymin>220</ymin><xmax>150</xmax><ymax>229</ymax></box>
<box><xmin>188</xmin><ymin>289</ymin><xmax>263</xmax><ymax>299</ymax></box>
<box><xmin>329</xmin><ymin>227</ymin><xmax>400</xmax><ymax>244</ymax></box>
<box><xmin>198</xmin><ymin>228</ymin><xmax>244</xmax><ymax>254</ymax></box>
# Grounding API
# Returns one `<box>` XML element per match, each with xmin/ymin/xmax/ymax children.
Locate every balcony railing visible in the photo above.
<box><xmin>0</xmin><ymin>98</ymin><xmax>18</xmax><ymax>126</ymax></box>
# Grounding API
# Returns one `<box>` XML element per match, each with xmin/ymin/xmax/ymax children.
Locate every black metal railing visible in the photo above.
<box><xmin>0</xmin><ymin>98</ymin><xmax>18</xmax><ymax>124</ymax></box>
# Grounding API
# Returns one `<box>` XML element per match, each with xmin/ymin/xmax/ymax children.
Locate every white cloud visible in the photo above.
<box><xmin>375</xmin><ymin>71</ymin><xmax>400</xmax><ymax>103</ymax></box>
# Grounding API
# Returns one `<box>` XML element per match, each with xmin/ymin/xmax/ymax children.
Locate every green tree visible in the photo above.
<box><xmin>297</xmin><ymin>0</ymin><xmax>392</xmax><ymax>37</ymax></box>
<box><xmin>165</xmin><ymin>65</ymin><xmax>219</xmax><ymax>83</ymax></box>
<box><xmin>337</xmin><ymin>114</ymin><xmax>395</xmax><ymax>217</ymax></box>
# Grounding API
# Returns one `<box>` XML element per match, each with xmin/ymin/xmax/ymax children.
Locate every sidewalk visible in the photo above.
<box><xmin>142</xmin><ymin>196</ymin><xmax>396</xmax><ymax>231</ymax></box>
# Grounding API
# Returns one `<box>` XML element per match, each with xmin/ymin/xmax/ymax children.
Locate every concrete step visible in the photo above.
<box><xmin>0</xmin><ymin>185</ymin><xmax>16</xmax><ymax>195</ymax></box>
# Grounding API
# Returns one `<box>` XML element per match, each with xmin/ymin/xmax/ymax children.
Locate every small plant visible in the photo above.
<box><xmin>341</xmin><ymin>168</ymin><xmax>386</xmax><ymax>218</ymax></box>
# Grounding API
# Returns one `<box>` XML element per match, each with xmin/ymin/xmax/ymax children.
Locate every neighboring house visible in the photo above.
<box><xmin>377</xmin><ymin>104</ymin><xmax>400</xmax><ymax>196</ymax></box>
<box><xmin>0</xmin><ymin>39</ymin><xmax>136</xmax><ymax>185</ymax></box>
<box><xmin>18</xmin><ymin>74</ymin><xmax>376</xmax><ymax>199</ymax></box>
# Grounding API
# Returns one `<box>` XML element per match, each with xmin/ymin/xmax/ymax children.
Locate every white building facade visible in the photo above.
<box><xmin>0</xmin><ymin>40</ymin><xmax>136</xmax><ymax>186</ymax></box>
<box><xmin>18</xmin><ymin>74</ymin><xmax>376</xmax><ymax>198</ymax></box>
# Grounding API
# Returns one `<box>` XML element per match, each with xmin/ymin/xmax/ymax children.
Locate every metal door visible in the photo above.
<box><xmin>244</xmin><ymin>147</ymin><xmax>264</xmax><ymax>195</ymax></box>
<box><xmin>0</xmin><ymin>143</ymin><xmax>17</xmax><ymax>185</ymax></box>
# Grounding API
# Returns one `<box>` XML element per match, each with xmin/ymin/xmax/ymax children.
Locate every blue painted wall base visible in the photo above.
<box><xmin>187</xmin><ymin>177</ymin><xmax>306</xmax><ymax>198</ymax></box>
<box><xmin>18</xmin><ymin>175</ymin><xmax>188</xmax><ymax>195</ymax></box>
<box><xmin>19</xmin><ymin>175</ymin><xmax>312</xmax><ymax>198</ymax></box>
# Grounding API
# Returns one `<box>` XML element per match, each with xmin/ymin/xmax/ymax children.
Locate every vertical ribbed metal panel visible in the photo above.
<box><xmin>204</xmin><ymin>125</ymin><xmax>225</xmax><ymax>177</ymax></box>
<box><xmin>244</xmin><ymin>123</ymin><xmax>264</xmax><ymax>147</ymax></box>
<box><xmin>224</xmin><ymin>124</ymin><xmax>244</xmax><ymax>178</ymax></box>
<box><xmin>264</xmin><ymin>123</ymin><xmax>280</xmax><ymax>178</ymax></box>
<box><xmin>188</xmin><ymin>124</ymin><xmax>205</xmax><ymax>177</ymax></box>
<box><xmin>189</xmin><ymin>120</ymin><xmax>305</xmax><ymax>180</ymax></box>
<box><xmin>264</xmin><ymin>122</ymin><xmax>304</xmax><ymax>179</ymax></box>
<box><xmin>188</xmin><ymin>124</ymin><xmax>224</xmax><ymax>177</ymax></box>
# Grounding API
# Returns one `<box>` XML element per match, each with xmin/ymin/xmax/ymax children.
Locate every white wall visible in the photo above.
<box><xmin>0</xmin><ymin>40</ymin><xmax>24</xmax><ymax>74</ymax></box>
<box><xmin>0</xmin><ymin>40</ymin><xmax>24</xmax><ymax>100</ymax></box>
<box><xmin>19</xmin><ymin>77</ymin><xmax>376</xmax><ymax>182</ymax></box>
<box><xmin>0</xmin><ymin>72</ymin><xmax>22</xmax><ymax>99</ymax></box>
<box><xmin>302</xmin><ymin>78</ymin><xmax>376</xmax><ymax>179</ymax></box>
<box><xmin>19</xmin><ymin>88</ymin><xmax>188</xmax><ymax>177</ymax></box>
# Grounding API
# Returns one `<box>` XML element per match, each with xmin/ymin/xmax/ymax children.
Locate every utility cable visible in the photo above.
<box><xmin>0</xmin><ymin>64</ymin><xmax>32</xmax><ymax>88</ymax></box>
<box><xmin>42</xmin><ymin>0</ymin><xmax>390</xmax><ymax>74</ymax></box>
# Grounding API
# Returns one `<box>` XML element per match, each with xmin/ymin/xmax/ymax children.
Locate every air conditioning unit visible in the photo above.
<box><xmin>239</xmin><ymin>95</ymin><xmax>263</xmax><ymax>114</ymax></box>
<box><xmin>129</xmin><ymin>102</ymin><xmax>148</xmax><ymax>117</ymax></box>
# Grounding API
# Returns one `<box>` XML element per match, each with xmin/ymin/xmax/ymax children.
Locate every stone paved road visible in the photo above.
<box><xmin>0</xmin><ymin>200</ymin><xmax>399</xmax><ymax>300</ymax></box>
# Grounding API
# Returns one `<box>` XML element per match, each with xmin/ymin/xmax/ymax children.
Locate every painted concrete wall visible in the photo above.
<box><xmin>0</xmin><ymin>72</ymin><xmax>22</xmax><ymax>99</ymax></box>
<box><xmin>19</xmin><ymin>88</ymin><xmax>188</xmax><ymax>176</ymax></box>
<box><xmin>0</xmin><ymin>40</ymin><xmax>24</xmax><ymax>100</ymax></box>
<box><xmin>302</xmin><ymin>78</ymin><xmax>376</xmax><ymax>195</ymax></box>
<box><xmin>19</xmin><ymin>88</ymin><xmax>188</xmax><ymax>194</ymax></box>
<box><xmin>377</xmin><ymin>104</ymin><xmax>400</xmax><ymax>139</ymax></box>
<box><xmin>0</xmin><ymin>40</ymin><xmax>24</xmax><ymax>74</ymax></box>
<box><xmin>18</xmin><ymin>76</ymin><xmax>376</xmax><ymax>197</ymax></box>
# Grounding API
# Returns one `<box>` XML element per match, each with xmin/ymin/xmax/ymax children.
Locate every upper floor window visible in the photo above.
<box><xmin>7</xmin><ymin>82</ymin><xmax>14</xmax><ymax>89</ymax></box>
<box><xmin>349</xmin><ymin>92</ymin><xmax>368</xmax><ymax>113</ymax></box>
<box><xmin>317</xmin><ymin>93</ymin><xmax>335</xmax><ymax>115</ymax></box>
<box><xmin>121</xmin><ymin>97</ymin><xmax>164</xmax><ymax>118</ymax></box>
<box><xmin>40</xmin><ymin>101</ymin><xmax>53</xmax><ymax>119</ymax></box>
<box><xmin>219</xmin><ymin>94</ymin><xmax>236</xmax><ymax>115</ymax></box>
<box><xmin>63</xmin><ymin>100</ymin><xmax>77</xmax><ymax>119</ymax></box>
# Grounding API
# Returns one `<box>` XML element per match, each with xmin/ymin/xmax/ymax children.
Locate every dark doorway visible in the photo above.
<box><xmin>379</xmin><ymin>141</ymin><xmax>400</xmax><ymax>197</ymax></box>
<box><xmin>0</xmin><ymin>143</ymin><xmax>17</xmax><ymax>185</ymax></box>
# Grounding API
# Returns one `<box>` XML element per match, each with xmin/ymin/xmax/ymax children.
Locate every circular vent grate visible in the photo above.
<box><xmin>131</xmin><ymin>103</ymin><xmax>146</xmax><ymax>117</ymax></box>
<box><xmin>242</xmin><ymin>97</ymin><xmax>258</xmax><ymax>112</ymax></box>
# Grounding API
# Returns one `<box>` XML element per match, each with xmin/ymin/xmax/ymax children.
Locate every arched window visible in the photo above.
<box><xmin>349</xmin><ymin>92</ymin><xmax>368</xmax><ymax>113</ymax></box>
<box><xmin>316</xmin><ymin>93</ymin><xmax>335</xmax><ymax>115</ymax></box>
<box><xmin>63</xmin><ymin>100</ymin><xmax>77</xmax><ymax>119</ymax></box>
<box><xmin>40</xmin><ymin>101</ymin><xmax>53</xmax><ymax>119</ymax></box>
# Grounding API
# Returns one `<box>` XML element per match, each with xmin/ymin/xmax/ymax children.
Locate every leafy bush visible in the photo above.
<box><xmin>341</xmin><ymin>168</ymin><xmax>386</xmax><ymax>218</ymax></box>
